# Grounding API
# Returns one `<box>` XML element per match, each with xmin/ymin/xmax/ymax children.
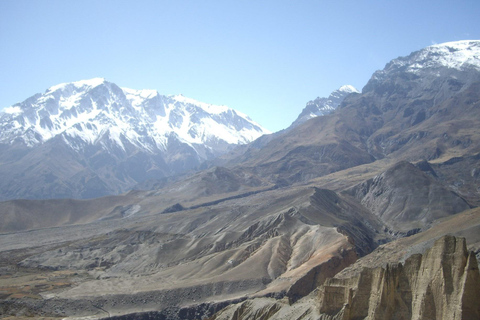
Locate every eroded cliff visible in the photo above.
<box><xmin>209</xmin><ymin>235</ymin><xmax>480</xmax><ymax>320</ymax></box>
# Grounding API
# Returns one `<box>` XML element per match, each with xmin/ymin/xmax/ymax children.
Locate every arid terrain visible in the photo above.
<box><xmin>1</xmin><ymin>41</ymin><xmax>480</xmax><ymax>319</ymax></box>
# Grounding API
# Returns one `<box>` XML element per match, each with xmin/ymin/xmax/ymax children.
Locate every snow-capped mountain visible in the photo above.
<box><xmin>217</xmin><ymin>40</ymin><xmax>480</xmax><ymax>188</ymax></box>
<box><xmin>0</xmin><ymin>78</ymin><xmax>268</xmax><ymax>152</ymax></box>
<box><xmin>364</xmin><ymin>40</ymin><xmax>480</xmax><ymax>95</ymax></box>
<box><xmin>358</xmin><ymin>40</ymin><xmax>480</xmax><ymax>159</ymax></box>
<box><xmin>384</xmin><ymin>40</ymin><xmax>480</xmax><ymax>75</ymax></box>
<box><xmin>0</xmin><ymin>78</ymin><xmax>269</xmax><ymax>200</ymax></box>
<box><xmin>290</xmin><ymin>85</ymin><xmax>359</xmax><ymax>128</ymax></box>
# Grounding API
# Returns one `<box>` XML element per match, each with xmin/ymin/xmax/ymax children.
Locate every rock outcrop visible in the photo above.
<box><xmin>319</xmin><ymin>236</ymin><xmax>480</xmax><ymax>320</ymax></box>
<box><xmin>346</xmin><ymin>161</ymin><xmax>471</xmax><ymax>235</ymax></box>
<box><xmin>209</xmin><ymin>236</ymin><xmax>480</xmax><ymax>320</ymax></box>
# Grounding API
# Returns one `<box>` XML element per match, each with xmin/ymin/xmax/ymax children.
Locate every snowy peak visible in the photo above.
<box><xmin>369</xmin><ymin>40</ymin><xmax>480</xmax><ymax>84</ymax></box>
<box><xmin>47</xmin><ymin>77</ymin><xmax>107</xmax><ymax>93</ymax></box>
<box><xmin>425</xmin><ymin>40</ymin><xmax>480</xmax><ymax>70</ymax></box>
<box><xmin>391</xmin><ymin>40</ymin><xmax>480</xmax><ymax>74</ymax></box>
<box><xmin>326</xmin><ymin>85</ymin><xmax>359</xmax><ymax>105</ymax></box>
<box><xmin>362</xmin><ymin>40</ymin><xmax>480</xmax><ymax>97</ymax></box>
<box><xmin>0</xmin><ymin>78</ymin><xmax>133</xmax><ymax>147</ymax></box>
<box><xmin>0</xmin><ymin>79</ymin><xmax>270</xmax><ymax>152</ymax></box>
<box><xmin>337</xmin><ymin>85</ymin><xmax>359</xmax><ymax>94</ymax></box>
<box><xmin>290</xmin><ymin>85</ymin><xmax>359</xmax><ymax>128</ymax></box>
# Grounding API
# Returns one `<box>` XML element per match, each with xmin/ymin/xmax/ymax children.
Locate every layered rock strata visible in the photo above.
<box><xmin>209</xmin><ymin>235</ymin><xmax>480</xmax><ymax>320</ymax></box>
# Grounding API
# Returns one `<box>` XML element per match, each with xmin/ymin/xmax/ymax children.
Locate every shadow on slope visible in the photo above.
<box><xmin>345</xmin><ymin>160</ymin><xmax>471</xmax><ymax>235</ymax></box>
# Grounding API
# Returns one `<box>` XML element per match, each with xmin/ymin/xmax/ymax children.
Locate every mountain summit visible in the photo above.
<box><xmin>383</xmin><ymin>40</ymin><xmax>480</xmax><ymax>75</ymax></box>
<box><xmin>290</xmin><ymin>85</ymin><xmax>359</xmax><ymax>128</ymax></box>
<box><xmin>0</xmin><ymin>79</ymin><xmax>269</xmax><ymax>200</ymax></box>
<box><xmin>364</xmin><ymin>40</ymin><xmax>480</xmax><ymax>95</ymax></box>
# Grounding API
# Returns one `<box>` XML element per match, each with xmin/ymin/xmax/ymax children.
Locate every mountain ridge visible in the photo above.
<box><xmin>0</xmin><ymin>79</ymin><xmax>270</xmax><ymax>200</ymax></box>
<box><xmin>290</xmin><ymin>84</ymin><xmax>359</xmax><ymax>128</ymax></box>
<box><xmin>0</xmin><ymin>77</ymin><xmax>269</xmax><ymax>150</ymax></box>
<box><xmin>224</xmin><ymin>40</ymin><xmax>480</xmax><ymax>188</ymax></box>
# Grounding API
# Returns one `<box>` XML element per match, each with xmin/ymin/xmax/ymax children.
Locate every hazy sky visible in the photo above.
<box><xmin>1</xmin><ymin>1</ymin><xmax>479</xmax><ymax>132</ymax></box>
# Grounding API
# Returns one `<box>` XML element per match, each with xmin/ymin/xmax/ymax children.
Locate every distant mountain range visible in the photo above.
<box><xmin>0</xmin><ymin>78</ymin><xmax>268</xmax><ymax>149</ymax></box>
<box><xmin>0</xmin><ymin>78</ymin><xmax>360</xmax><ymax>201</ymax></box>
<box><xmin>0</xmin><ymin>79</ymin><xmax>269</xmax><ymax>200</ymax></box>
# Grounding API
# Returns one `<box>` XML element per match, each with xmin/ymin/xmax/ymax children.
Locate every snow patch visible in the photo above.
<box><xmin>47</xmin><ymin>78</ymin><xmax>106</xmax><ymax>92</ymax></box>
<box><xmin>408</xmin><ymin>40</ymin><xmax>480</xmax><ymax>73</ymax></box>
<box><xmin>122</xmin><ymin>87</ymin><xmax>159</xmax><ymax>108</ymax></box>
<box><xmin>170</xmin><ymin>94</ymin><xmax>229</xmax><ymax>114</ymax></box>
<box><xmin>338</xmin><ymin>85</ymin><xmax>359</xmax><ymax>93</ymax></box>
<box><xmin>3</xmin><ymin>106</ymin><xmax>22</xmax><ymax>115</ymax></box>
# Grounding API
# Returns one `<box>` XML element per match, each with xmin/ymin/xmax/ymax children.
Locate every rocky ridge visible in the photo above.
<box><xmin>290</xmin><ymin>85</ymin><xmax>359</xmax><ymax>128</ymax></box>
<box><xmin>228</xmin><ymin>40</ymin><xmax>480</xmax><ymax>187</ymax></box>
<box><xmin>209</xmin><ymin>235</ymin><xmax>480</xmax><ymax>320</ymax></box>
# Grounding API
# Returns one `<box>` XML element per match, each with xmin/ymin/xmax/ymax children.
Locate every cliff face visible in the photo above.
<box><xmin>209</xmin><ymin>236</ymin><xmax>480</xmax><ymax>320</ymax></box>
<box><xmin>320</xmin><ymin>236</ymin><xmax>480</xmax><ymax>320</ymax></box>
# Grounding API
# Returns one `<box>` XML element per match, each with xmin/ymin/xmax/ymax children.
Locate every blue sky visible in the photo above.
<box><xmin>1</xmin><ymin>1</ymin><xmax>479</xmax><ymax>132</ymax></box>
